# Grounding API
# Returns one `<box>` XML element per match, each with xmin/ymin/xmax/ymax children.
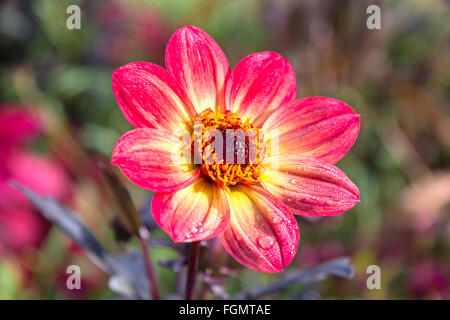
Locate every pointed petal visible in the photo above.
<box><xmin>262</xmin><ymin>154</ymin><xmax>359</xmax><ymax>216</ymax></box>
<box><xmin>111</xmin><ymin>128</ymin><xmax>199</xmax><ymax>193</ymax></box>
<box><xmin>220</xmin><ymin>185</ymin><xmax>299</xmax><ymax>273</ymax></box>
<box><xmin>151</xmin><ymin>178</ymin><xmax>230</xmax><ymax>242</ymax></box>
<box><xmin>225</xmin><ymin>51</ymin><xmax>297</xmax><ymax>127</ymax></box>
<box><xmin>262</xmin><ymin>96</ymin><xmax>360</xmax><ymax>164</ymax></box>
<box><xmin>112</xmin><ymin>62</ymin><xmax>195</xmax><ymax>131</ymax></box>
<box><xmin>165</xmin><ymin>26</ymin><xmax>230</xmax><ymax>113</ymax></box>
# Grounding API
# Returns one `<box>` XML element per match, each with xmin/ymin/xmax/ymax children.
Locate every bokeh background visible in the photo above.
<box><xmin>0</xmin><ymin>0</ymin><xmax>449</xmax><ymax>299</ymax></box>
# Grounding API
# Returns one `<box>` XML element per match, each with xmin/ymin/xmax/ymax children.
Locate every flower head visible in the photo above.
<box><xmin>111</xmin><ymin>26</ymin><xmax>360</xmax><ymax>272</ymax></box>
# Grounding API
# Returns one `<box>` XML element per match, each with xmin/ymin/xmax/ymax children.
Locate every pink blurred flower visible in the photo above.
<box><xmin>0</xmin><ymin>105</ymin><xmax>43</xmax><ymax>152</ymax></box>
<box><xmin>0</xmin><ymin>105</ymin><xmax>71</xmax><ymax>255</ymax></box>
<box><xmin>409</xmin><ymin>261</ymin><xmax>449</xmax><ymax>299</ymax></box>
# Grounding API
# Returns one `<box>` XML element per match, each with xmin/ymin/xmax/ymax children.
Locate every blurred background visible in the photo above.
<box><xmin>0</xmin><ymin>0</ymin><xmax>449</xmax><ymax>299</ymax></box>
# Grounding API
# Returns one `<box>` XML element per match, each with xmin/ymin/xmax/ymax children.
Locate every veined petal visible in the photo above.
<box><xmin>262</xmin><ymin>96</ymin><xmax>360</xmax><ymax>164</ymax></box>
<box><xmin>112</xmin><ymin>62</ymin><xmax>195</xmax><ymax>131</ymax></box>
<box><xmin>111</xmin><ymin>128</ymin><xmax>199</xmax><ymax>193</ymax></box>
<box><xmin>225</xmin><ymin>51</ymin><xmax>297</xmax><ymax>127</ymax></box>
<box><xmin>165</xmin><ymin>26</ymin><xmax>230</xmax><ymax>113</ymax></box>
<box><xmin>220</xmin><ymin>185</ymin><xmax>299</xmax><ymax>273</ymax></box>
<box><xmin>151</xmin><ymin>178</ymin><xmax>230</xmax><ymax>242</ymax></box>
<box><xmin>261</xmin><ymin>154</ymin><xmax>359</xmax><ymax>216</ymax></box>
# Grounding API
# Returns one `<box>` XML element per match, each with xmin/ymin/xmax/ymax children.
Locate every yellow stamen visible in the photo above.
<box><xmin>190</xmin><ymin>108</ymin><xmax>264</xmax><ymax>190</ymax></box>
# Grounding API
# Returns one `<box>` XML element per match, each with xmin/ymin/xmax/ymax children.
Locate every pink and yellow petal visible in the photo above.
<box><xmin>111</xmin><ymin>128</ymin><xmax>199</xmax><ymax>193</ymax></box>
<box><xmin>261</xmin><ymin>154</ymin><xmax>359</xmax><ymax>216</ymax></box>
<box><xmin>166</xmin><ymin>26</ymin><xmax>230</xmax><ymax>114</ymax></box>
<box><xmin>262</xmin><ymin>97</ymin><xmax>360</xmax><ymax>164</ymax></box>
<box><xmin>220</xmin><ymin>185</ymin><xmax>299</xmax><ymax>273</ymax></box>
<box><xmin>225</xmin><ymin>51</ymin><xmax>297</xmax><ymax>127</ymax></box>
<box><xmin>151</xmin><ymin>178</ymin><xmax>230</xmax><ymax>243</ymax></box>
<box><xmin>112</xmin><ymin>62</ymin><xmax>195</xmax><ymax>131</ymax></box>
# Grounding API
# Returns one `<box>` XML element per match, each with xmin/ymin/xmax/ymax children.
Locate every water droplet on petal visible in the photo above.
<box><xmin>257</xmin><ymin>235</ymin><xmax>275</xmax><ymax>250</ymax></box>
<box><xmin>272</xmin><ymin>216</ymin><xmax>282</xmax><ymax>224</ymax></box>
<box><xmin>289</xmin><ymin>178</ymin><xmax>296</xmax><ymax>184</ymax></box>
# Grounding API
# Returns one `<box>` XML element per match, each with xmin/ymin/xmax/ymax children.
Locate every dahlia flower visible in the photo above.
<box><xmin>111</xmin><ymin>26</ymin><xmax>360</xmax><ymax>272</ymax></box>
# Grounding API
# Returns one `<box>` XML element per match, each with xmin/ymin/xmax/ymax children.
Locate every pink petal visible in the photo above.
<box><xmin>0</xmin><ymin>106</ymin><xmax>43</xmax><ymax>148</ymax></box>
<box><xmin>262</xmin><ymin>96</ymin><xmax>360</xmax><ymax>164</ymax></box>
<box><xmin>262</xmin><ymin>154</ymin><xmax>359</xmax><ymax>216</ymax></box>
<box><xmin>0</xmin><ymin>207</ymin><xmax>49</xmax><ymax>253</ymax></box>
<box><xmin>111</xmin><ymin>128</ymin><xmax>200</xmax><ymax>193</ymax></box>
<box><xmin>165</xmin><ymin>26</ymin><xmax>230</xmax><ymax>113</ymax></box>
<box><xmin>151</xmin><ymin>178</ymin><xmax>230</xmax><ymax>242</ymax></box>
<box><xmin>112</xmin><ymin>62</ymin><xmax>195</xmax><ymax>131</ymax></box>
<box><xmin>2</xmin><ymin>150</ymin><xmax>71</xmax><ymax>207</ymax></box>
<box><xmin>220</xmin><ymin>185</ymin><xmax>299</xmax><ymax>273</ymax></box>
<box><xmin>225</xmin><ymin>51</ymin><xmax>297</xmax><ymax>127</ymax></box>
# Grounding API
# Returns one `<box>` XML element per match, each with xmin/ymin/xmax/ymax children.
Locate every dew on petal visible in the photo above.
<box><xmin>272</xmin><ymin>216</ymin><xmax>282</xmax><ymax>224</ymax></box>
<box><xmin>257</xmin><ymin>235</ymin><xmax>275</xmax><ymax>250</ymax></box>
<box><xmin>324</xmin><ymin>199</ymin><xmax>338</xmax><ymax>205</ymax></box>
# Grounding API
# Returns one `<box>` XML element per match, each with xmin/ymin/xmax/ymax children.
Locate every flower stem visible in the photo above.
<box><xmin>185</xmin><ymin>241</ymin><xmax>201</xmax><ymax>300</ymax></box>
<box><xmin>138</xmin><ymin>228</ymin><xmax>161</xmax><ymax>300</ymax></box>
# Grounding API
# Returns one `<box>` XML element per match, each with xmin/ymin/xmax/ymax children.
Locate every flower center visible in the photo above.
<box><xmin>191</xmin><ymin>109</ymin><xmax>264</xmax><ymax>189</ymax></box>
